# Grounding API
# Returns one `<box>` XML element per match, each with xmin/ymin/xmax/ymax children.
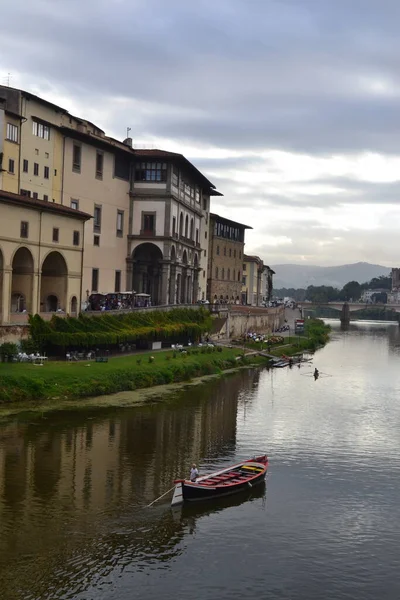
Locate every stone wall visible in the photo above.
<box><xmin>210</xmin><ymin>305</ymin><xmax>285</xmax><ymax>339</ymax></box>
<box><xmin>0</xmin><ymin>324</ymin><xmax>30</xmax><ymax>344</ymax></box>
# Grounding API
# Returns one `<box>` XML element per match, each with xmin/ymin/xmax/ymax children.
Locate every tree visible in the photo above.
<box><xmin>370</xmin><ymin>292</ymin><xmax>387</xmax><ymax>304</ymax></box>
<box><xmin>339</xmin><ymin>280</ymin><xmax>361</xmax><ymax>301</ymax></box>
<box><xmin>306</xmin><ymin>285</ymin><xmax>340</xmax><ymax>303</ymax></box>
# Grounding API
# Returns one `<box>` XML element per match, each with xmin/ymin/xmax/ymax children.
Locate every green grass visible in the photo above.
<box><xmin>0</xmin><ymin>347</ymin><xmax>246</xmax><ymax>404</ymax></box>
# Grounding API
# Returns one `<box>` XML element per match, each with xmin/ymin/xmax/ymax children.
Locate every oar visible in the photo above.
<box><xmin>146</xmin><ymin>485</ymin><xmax>176</xmax><ymax>507</ymax></box>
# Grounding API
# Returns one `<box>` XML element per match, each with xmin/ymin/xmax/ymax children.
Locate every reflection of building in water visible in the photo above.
<box><xmin>0</xmin><ymin>376</ymin><xmax>246</xmax><ymax>598</ymax></box>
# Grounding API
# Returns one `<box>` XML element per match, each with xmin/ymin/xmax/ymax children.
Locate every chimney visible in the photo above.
<box><xmin>123</xmin><ymin>137</ymin><xmax>133</xmax><ymax>148</ymax></box>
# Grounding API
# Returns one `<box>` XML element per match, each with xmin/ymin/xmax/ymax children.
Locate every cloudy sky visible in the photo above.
<box><xmin>2</xmin><ymin>0</ymin><xmax>400</xmax><ymax>267</ymax></box>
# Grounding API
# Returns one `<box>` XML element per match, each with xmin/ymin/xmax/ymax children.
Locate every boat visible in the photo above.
<box><xmin>171</xmin><ymin>454</ymin><xmax>268</xmax><ymax>506</ymax></box>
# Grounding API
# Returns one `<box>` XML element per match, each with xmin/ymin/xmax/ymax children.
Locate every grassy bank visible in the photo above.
<box><xmin>0</xmin><ymin>347</ymin><xmax>248</xmax><ymax>404</ymax></box>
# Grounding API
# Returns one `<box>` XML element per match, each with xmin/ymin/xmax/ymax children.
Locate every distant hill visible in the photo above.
<box><xmin>272</xmin><ymin>262</ymin><xmax>392</xmax><ymax>290</ymax></box>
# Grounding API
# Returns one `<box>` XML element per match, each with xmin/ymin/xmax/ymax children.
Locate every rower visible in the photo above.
<box><xmin>190</xmin><ymin>463</ymin><xmax>199</xmax><ymax>482</ymax></box>
<box><xmin>314</xmin><ymin>368</ymin><xmax>319</xmax><ymax>380</ymax></box>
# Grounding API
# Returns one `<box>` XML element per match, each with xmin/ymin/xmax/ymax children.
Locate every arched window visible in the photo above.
<box><xmin>179</xmin><ymin>213</ymin><xmax>183</xmax><ymax>236</ymax></box>
<box><xmin>216</xmin><ymin>245</ymin><xmax>220</xmax><ymax>256</ymax></box>
<box><xmin>222</xmin><ymin>268</ymin><xmax>225</xmax><ymax>280</ymax></box>
<box><xmin>185</xmin><ymin>215</ymin><xmax>189</xmax><ymax>238</ymax></box>
<box><xmin>190</xmin><ymin>218</ymin><xmax>194</xmax><ymax>240</ymax></box>
<box><xmin>237</xmin><ymin>271</ymin><xmax>241</xmax><ymax>281</ymax></box>
<box><xmin>215</xmin><ymin>266</ymin><xmax>219</xmax><ymax>279</ymax></box>
<box><xmin>233</xmin><ymin>269</ymin><xmax>236</xmax><ymax>281</ymax></box>
<box><xmin>227</xmin><ymin>268</ymin><xmax>230</xmax><ymax>280</ymax></box>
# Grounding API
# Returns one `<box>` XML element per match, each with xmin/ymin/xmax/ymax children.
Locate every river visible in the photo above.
<box><xmin>1</xmin><ymin>320</ymin><xmax>400</xmax><ymax>600</ymax></box>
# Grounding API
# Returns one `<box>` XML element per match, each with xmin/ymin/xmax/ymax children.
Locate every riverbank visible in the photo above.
<box><xmin>0</xmin><ymin>346</ymin><xmax>256</xmax><ymax>406</ymax></box>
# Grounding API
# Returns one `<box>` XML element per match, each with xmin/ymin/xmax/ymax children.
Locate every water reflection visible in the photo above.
<box><xmin>0</xmin><ymin>372</ymin><xmax>260</xmax><ymax>600</ymax></box>
<box><xmin>2</xmin><ymin>323</ymin><xmax>400</xmax><ymax>599</ymax></box>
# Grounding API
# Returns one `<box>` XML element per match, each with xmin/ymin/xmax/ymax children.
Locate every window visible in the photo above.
<box><xmin>204</xmin><ymin>250</ymin><xmax>206</xmax><ymax>257</ymax></box>
<box><xmin>135</xmin><ymin>162</ymin><xmax>167</xmax><ymax>182</ymax></box>
<box><xmin>239</xmin><ymin>251</ymin><xmax>242</xmax><ymax>259</ymax></box>
<box><xmin>96</xmin><ymin>151</ymin><xmax>104</xmax><ymax>179</ymax></box>
<box><xmin>54</xmin><ymin>169</ymin><xmax>57</xmax><ymax>176</ymax></box>
<box><xmin>242</xmin><ymin>276</ymin><xmax>246</xmax><ymax>286</ymax></box>
<box><xmin>115</xmin><ymin>270</ymin><xmax>121</xmax><ymax>293</ymax></box>
<box><xmin>116</xmin><ymin>210</ymin><xmax>124</xmax><ymax>236</ymax></box>
<box><xmin>205</xmin><ymin>231</ymin><xmax>207</xmax><ymax>239</ymax></box>
<box><xmin>20</xmin><ymin>221</ymin><xmax>29</xmax><ymax>238</ymax></box>
<box><xmin>195</xmin><ymin>188</ymin><xmax>200</xmax><ymax>203</ymax></box>
<box><xmin>215</xmin><ymin>267</ymin><xmax>219</xmax><ymax>278</ymax></box>
<box><xmin>45</xmin><ymin>152</ymin><xmax>49</xmax><ymax>159</ymax></box>
<box><xmin>23</xmin><ymin>159</ymin><xmax>28</xmax><ymax>173</ymax></box>
<box><xmin>53</xmin><ymin>228</ymin><xmax>59</xmax><ymax>242</ymax></box>
<box><xmin>6</xmin><ymin>123</ymin><xmax>18</xmax><ymax>142</ymax></box>
<box><xmin>233</xmin><ymin>269</ymin><xmax>236</xmax><ymax>281</ymax></box>
<box><xmin>43</xmin><ymin>194</ymin><xmax>48</xmax><ymax>202</ymax></box>
<box><xmin>238</xmin><ymin>271</ymin><xmax>241</xmax><ymax>282</ymax></box>
<box><xmin>216</xmin><ymin>245</ymin><xmax>220</xmax><ymax>256</ymax></box>
<box><xmin>44</xmin><ymin>166</ymin><xmax>49</xmax><ymax>179</ymax></box>
<box><xmin>94</xmin><ymin>205</ymin><xmax>102</xmax><ymax>232</ymax></box>
<box><xmin>20</xmin><ymin>189</ymin><xmax>31</xmax><ymax>197</ymax></box>
<box><xmin>222</xmin><ymin>268</ymin><xmax>225</xmax><ymax>280</ymax></box>
<box><xmin>34</xmin><ymin>163</ymin><xmax>39</xmax><ymax>176</ymax></box>
<box><xmin>8</xmin><ymin>159</ymin><xmax>14</xmax><ymax>173</ymax></box>
<box><xmin>35</xmin><ymin>149</ymin><xmax>39</xmax><ymax>155</ymax></box>
<box><xmin>71</xmin><ymin>199</ymin><xmax>79</xmax><ymax>210</ymax></box>
<box><xmin>93</xmin><ymin>235</ymin><xmax>100</xmax><ymax>246</ymax></box>
<box><xmin>227</xmin><ymin>268</ymin><xmax>231</xmax><ymax>280</ymax></box>
<box><xmin>73</xmin><ymin>144</ymin><xmax>81</xmax><ymax>172</ymax></box>
<box><xmin>91</xmin><ymin>268</ymin><xmax>99</xmax><ymax>292</ymax></box>
<box><xmin>32</xmin><ymin>121</ymin><xmax>50</xmax><ymax>140</ymax></box>
<box><xmin>243</xmin><ymin>263</ymin><xmax>246</xmax><ymax>271</ymax></box>
<box><xmin>32</xmin><ymin>192</ymin><xmax>38</xmax><ymax>199</ymax></box>
<box><xmin>114</xmin><ymin>153</ymin><xmax>130</xmax><ymax>180</ymax></box>
<box><xmin>196</xmin><ymin>228</ymin><xmax>199</xmax><ymax>244</ymax></box>
<box><xmin>172</xmin><ymin>216</ymin><xmax>176</xmax><ymax>236</ymax></box>
<box><xmin>172</xmin><ymin>166</ymin><xmax>179</xmax><ymax>187</ymax></box>
<box><xmin>229</xmin><ymin>249</ymin><xmax>232</xmax><ymax>257</ymax></box>
<box><xmin>73</xmin><ymin>230</ymin><xmax>80</xmax><ymax>246</ymax></box>
<box><xmin>142</xmin><ymin>213</ymin><xmax>155</xmax><ymax>234</ymax></box>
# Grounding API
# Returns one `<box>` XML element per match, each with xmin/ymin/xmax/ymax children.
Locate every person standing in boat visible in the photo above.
<box><xmin>190</xmin><ymin>463</ymin><xmax>199</xmax><ymax>482</ymax></box>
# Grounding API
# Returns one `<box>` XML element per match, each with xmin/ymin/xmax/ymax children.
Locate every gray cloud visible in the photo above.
<box><xmin>2</xmin><ymin>0</ymin><xmax>400</xmax><ymax>265</ymax></box>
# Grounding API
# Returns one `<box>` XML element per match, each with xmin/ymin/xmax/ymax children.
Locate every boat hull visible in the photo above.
<box><xmin>182</xmin><ymin>471</ymin><xmax>266</xmax><ymax>503</ymax></box>
<box><xmin>172</xmin><ymin>456</ymin><xmax>268</xmax><ymax>506</ymax></box>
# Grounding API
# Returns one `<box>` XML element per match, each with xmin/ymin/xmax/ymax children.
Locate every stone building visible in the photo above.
<box><xmin>0</xmin><ymin>190</ymin><xmax>90</xmax><ymax>324</ymax></box>
<box><xmin>207</xmin><ymin>213</ymin><xmax>252</xmax><ymax>303</ymax></box>
<box><xmin>241</xmin><ymin>255</ymin><xmax>274</xmax><ymax>306</ymax></box>
<box><xmin>0</xmin><ymin>86</ymin><xmax>221</xmax><ymax>310</ymax></box>
<box><xmin>128</xmin><ymin>150</ymin><xmax>221</xmax><ymax>305</ymax></box>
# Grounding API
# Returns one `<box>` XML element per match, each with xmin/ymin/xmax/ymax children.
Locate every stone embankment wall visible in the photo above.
<box><xmin>211</xmin><ymin>305</ymin><xmax>285</xmax><ymax>339</ymax></box>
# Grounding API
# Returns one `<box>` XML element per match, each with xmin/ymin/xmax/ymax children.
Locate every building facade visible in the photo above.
<box><xmin>241</xmin><ymin>255</ymin><xmax>274</xmax><ymax>306</ymax></box>
<box><xmin>0</xmin><ymin>190</ymin><xmax>90</xmax><ymax>324</ymax></box>
<box><xmin>128</xmin><ymin>150</ymin><xmax>220</xmax><ymax>305</ymax></box>
<box><xmin>207</xmin><ymin>214</ymin><xmax>251</xmax><ymax>303</ymax></box>
<box><xmin>0</xmin><ymin>86</ymin><xmax>221</xmax><ymax>312</ymax></box>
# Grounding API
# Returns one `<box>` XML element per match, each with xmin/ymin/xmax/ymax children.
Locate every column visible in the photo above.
<box><xmin>1</xmin><ymin>268</ymin><xmax>12</xmax><ymax>324</ymax></box>
<box><xmin>32</xmin><ymin>271</ymin><xmax>40</xmax><ymax>315</ymax></box>
<box><xmin>169</xmin><ymin>265</ymin><xmax>176</xmax><ymax>305</ymax></box>
<box><xmin>160</xmin><ymin>263</ymin><xmax>170</xmax><ymax>306</ymax></box>
<box><xmin>192</xmin><ymin>268</ymin><xmax>200</xmax><ymax>303</ymax></box>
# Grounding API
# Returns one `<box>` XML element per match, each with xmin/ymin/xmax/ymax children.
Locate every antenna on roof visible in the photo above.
<box><xmin>2</xmin><ymin>73</ymin><xmax>11</xmax><ymax>87</ymax></box>
<box><xmin>126</xmin><ymin>127</ymin><xmax>131</xmax><ymax>138</ymax></box>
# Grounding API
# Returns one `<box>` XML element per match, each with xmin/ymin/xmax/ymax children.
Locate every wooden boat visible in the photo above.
<box><xmin>171</xmin><ymin>454</ymin><xmax>268</xmax><ymax>506</ymax></box>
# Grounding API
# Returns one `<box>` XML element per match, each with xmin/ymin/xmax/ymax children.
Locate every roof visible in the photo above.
<box><xmin>134</xmin><ymin>149</ymin><xmax>221</xmax><ymax>192</ymax></box>
<box><xmin>59</xmin><ymin>126</ymin><xmax>133</xmax><ymax>154</ymax></box>
<box><xmin>210</xmin><ymin>213</ymin><xmax>253</xmax><ymax>230</ymax></box>
<box><xmin>0</xmin><ymin>190</ymin><xmax>91</xmax><ymax>221</ymax></box>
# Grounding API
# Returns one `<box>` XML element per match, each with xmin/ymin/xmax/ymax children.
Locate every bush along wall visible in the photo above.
<box><xmin>29</xmin><ymin>308</ymin><xmax>213</xmax><ymax>355</ymax></box>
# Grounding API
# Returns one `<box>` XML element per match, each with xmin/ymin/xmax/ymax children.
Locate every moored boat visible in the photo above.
<box><xmin>171</xmin><ymin>454</ymin><xmax>268</xmax><ymax>506</ymax></box>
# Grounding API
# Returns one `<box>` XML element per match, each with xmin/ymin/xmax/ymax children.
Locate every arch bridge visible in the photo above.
<box><xmin>297</xmin><ymin>301</ymin><xmax>400</xmax><ymax>324</ymax></box>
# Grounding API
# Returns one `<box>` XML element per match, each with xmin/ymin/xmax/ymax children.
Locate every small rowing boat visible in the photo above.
<box><xmin>171</xmin><ymin>454</ymin><xmax>268</xmax><ymax>506</ymax></box>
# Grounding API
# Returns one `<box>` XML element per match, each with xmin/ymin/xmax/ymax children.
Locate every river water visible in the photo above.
<box><xmin>1</xmin><ymin>320</ymin><xmax>400</xmax><ymax>600</ymax></box>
